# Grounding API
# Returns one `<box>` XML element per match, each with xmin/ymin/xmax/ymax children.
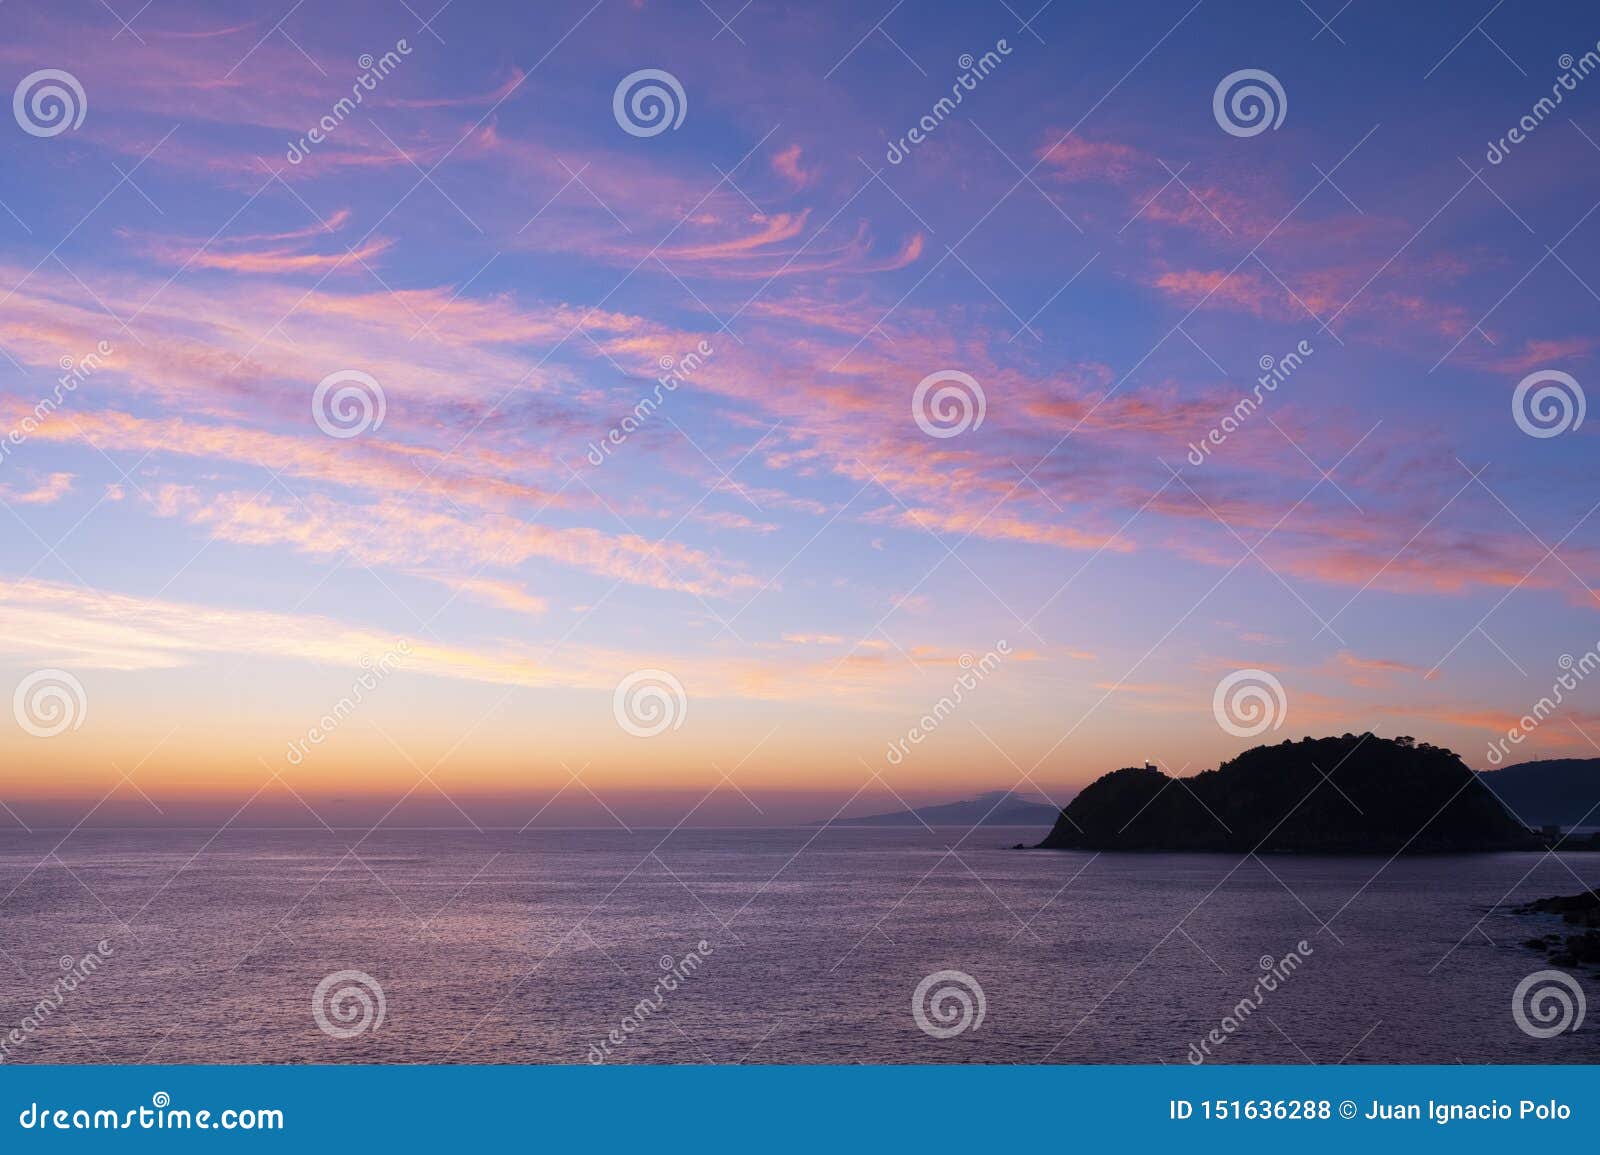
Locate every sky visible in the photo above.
<box><xmin>1</xmin><ymin>0</ymin><xmax>1598</xmax><ymax>826</ymax></box>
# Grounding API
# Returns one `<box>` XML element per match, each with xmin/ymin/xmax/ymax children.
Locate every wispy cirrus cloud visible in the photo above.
<box><xmin>0</xmin><ymin>472</ymin><xmax>74</xmax><ymax>505</ymax></box>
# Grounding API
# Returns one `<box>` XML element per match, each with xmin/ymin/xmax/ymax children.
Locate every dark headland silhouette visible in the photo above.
<box><xmin>1037</xmin><ymin>734</ymin><xmax>1547</xmax><ymax>853</ymax></box>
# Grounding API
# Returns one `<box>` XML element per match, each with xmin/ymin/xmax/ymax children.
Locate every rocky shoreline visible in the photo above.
<box><xmin>1518</xmin><ymin>889</ymin><xmax>1600</xmax><ymax>968</ymax></box>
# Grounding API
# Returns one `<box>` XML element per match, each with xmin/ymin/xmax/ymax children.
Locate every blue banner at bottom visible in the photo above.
<box><xmin>1</xmin><ymin>1065</ymin><xmax>1592</xmax><ymax>1150</ymax></box>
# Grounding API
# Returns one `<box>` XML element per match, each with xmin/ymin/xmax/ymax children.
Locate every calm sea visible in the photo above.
<box><xmin>0</xmin><ymin>827</ymin><xmax>1593</xmax><ymax>1064</ymax></box>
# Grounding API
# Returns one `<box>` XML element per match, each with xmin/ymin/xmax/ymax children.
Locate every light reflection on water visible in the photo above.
<box><xmin>0</xmin><ymin>827</ymin><xmax>1593</xmax><ymax>1064</ymax></box>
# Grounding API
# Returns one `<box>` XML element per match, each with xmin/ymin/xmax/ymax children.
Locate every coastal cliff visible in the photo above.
<box><xmin>1037</xmin><ymin>734</ymin><xmax>1541</xmax><ymax>853</ymax></box>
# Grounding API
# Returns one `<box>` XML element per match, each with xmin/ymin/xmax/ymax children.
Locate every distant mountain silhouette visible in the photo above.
<box><xmin>1037</xmin><ymin>734</ymin><xmax>1540</xmax><ymax>853</ymax></box>
<box><xmin>823</xmin><ymin>789</ymin><xmax>1064</xmax><ymax>827</ymax></box>
<box><xmin>1479</xmin><ymin>758</ymin><xmax>1600</xmax><ymax>827</ymax></box>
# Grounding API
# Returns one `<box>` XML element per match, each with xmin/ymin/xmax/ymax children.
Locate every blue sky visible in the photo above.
<box><xmin>1</xmin><ymin>0</ymin><xmax>1598</xmax><ymax>824</ymax></box>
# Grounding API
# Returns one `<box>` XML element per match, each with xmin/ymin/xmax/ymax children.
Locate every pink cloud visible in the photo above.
<box><xmin>1035</xmin><ymin>134</ymin><xmax>1147</xmax><ymax>183</ymax></box>
<box><xmin>770</xmin><ymin>143</ymin><xmax>818</xmax><ymax>189</ymax></box>
<box><xmin>0</xmin><ymin>472</ymin><xmax>74</xmax><ymax>505</ymax></box>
